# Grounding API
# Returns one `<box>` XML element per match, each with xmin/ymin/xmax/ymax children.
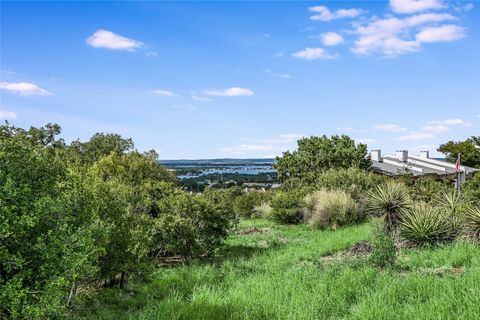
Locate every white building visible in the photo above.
<box><xmin>369</xmin><ymin>149</ymin><xmax>479</xmax><ymax>187</ymax></box>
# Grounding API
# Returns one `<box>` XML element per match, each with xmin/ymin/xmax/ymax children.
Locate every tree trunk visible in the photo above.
<box><xmin>119</xmin><ymin>271</ymin><xmax>125</xmax><ymax>289</ymax></box>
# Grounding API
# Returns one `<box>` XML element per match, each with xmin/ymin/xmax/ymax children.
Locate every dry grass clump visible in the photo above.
<box><xmin>303</xmin><ymin>189</ymin><xmax>358</xmax><ymax>229</ymax></box>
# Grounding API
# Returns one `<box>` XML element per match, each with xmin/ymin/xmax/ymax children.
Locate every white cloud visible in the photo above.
<box><xmin>86</xmin><ymin>29</ymin><xmax>143</xmax><ymax>51</ymax></box>
<box><xmin>192</xmin><ymin>95</ymin><xmax>214</xmax><ymax>102</ymax></box>
<box><xmin>0</xmin><ymin>82</ymin><xmax>52</xmax><ymax>96</ymax></box>
<box><xmin>416</xmin><ymin>24</ymin><xmax>465</xmax><ymax>43</ymax></box>
<box><xmin>455</xmin><ymin>3</ymin><xmax>474</xmax><ymax>12</ymax></box>
<box><xmin>356</xmin><ymin>138</ymin><xmax>377</xmax><ymax>144</ymax></box>
<box><xmin>428</xmin><ymin>118</ymin><xmax>466</xmax><ymax>126</ymax></box>
<box><xmin>396</xmin><ymin>132</ymin><xmax>435</xmax><ymax>141</ymax></box>
<box><xmin>477</xmin><ymin>114</ymin><xmax>480</xmax><ymax>118</ymax></box>
<box><xmin>152</xmin><ymin>89</ymin><xmax>176</xmax><ymax>96</ymax></box>
<box><xmin>420</xmin><ymin>125</ymin><xmax>449</xmax><ymax>133</ymax></box>
<box><xmin>309</xmin><ymin>5</ymin><xmax>362</xmax><ymax>21</ymax></box>
<box><xmin>351</xmin><ymin>13</ymin><xmax>460</xmax><ymax>57</ymax></box>
<box><xmin>337</xmin><ymin>126</ymin><xmax>367</xmax><ymax>133</ymax></box>
<box><xmin>292</xmin><ymin>47</ymin><xmax>336</xmax><ymax>60</ymax></box>
<box><xmin>373</xmin><ymin>124</ymin><xmax>407</xmax><ymax>132</ymax></box>
<box><xmin>320</xmin><ymin>32</ymin><xmax>344</xmax><ymax>46</ymax></box>
<box><xmin>390</xmin><ymin>0</ymin><xmax>445</xmax><ymax>14</ymax></box>
<box><xmin>265</xmin><ymin>69</ymin><xmax>292</xmax><ymax>79</ymax></box>
<box><xmin>0</xmin><ymin>110</ymin><xmax>17</xmax><ymax>120</ymax></box>
<box><xmin>221</xmin><ymin>144</ymin><xmax>273</xmax><ymax>156</ymax></box>
<box><xmin>204</xmin><ymin>87</ymin><xmax>254</xmax><ymax>97</ymax></box>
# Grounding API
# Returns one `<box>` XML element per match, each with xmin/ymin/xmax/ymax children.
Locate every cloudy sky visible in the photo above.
<box><xmin>1</xmin><ymin>0</ymin><xmax>479</xmax><ymax>159</ymax></box>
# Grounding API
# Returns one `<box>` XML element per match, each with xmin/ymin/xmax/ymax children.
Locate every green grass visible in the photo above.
<box><xmin>72</xmin><ymin>219</ymin><xmax>480</xmax><ymax>319</ymax></box>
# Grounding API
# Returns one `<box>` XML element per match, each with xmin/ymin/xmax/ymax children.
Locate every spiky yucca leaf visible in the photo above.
<box><xmin>367</xmin><ymin>181</ymin><xmax>410</xmax><ymax>232</ymax></box>
<box><xmin>465</xmin><ymin>206</ymin><xmax>480</xmax><ymax>242</ymax></box>
<box><xmin>400</xmin><ymin>203</ymin><xmax>456</xmax><ymax>245</ymax></box>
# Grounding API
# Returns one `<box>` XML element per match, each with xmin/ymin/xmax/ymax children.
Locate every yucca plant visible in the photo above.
<box><xmin>367</xmin><ymin>181</ymin><xmax>410</xmax><ymax>232</ymax></box>
<box><xmin>434</xmin><ymin>189</ymin><xmax>470</xmax><ymax>235</ymax></box>
<box><xmin>400</xmin><ymin>203</ymin><xmax>456</xmax><ymax>245</ymax></box>
<box><xmin>465</xmin><ymin>206</ymin><xmax>480</xmax><ymax>242</ymax></box>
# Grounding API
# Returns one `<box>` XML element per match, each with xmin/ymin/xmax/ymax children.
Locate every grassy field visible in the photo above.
<box><xmin>73</xmin><ymin>219</ymin><xmax>480</xmax><ymax>319</ymax></box>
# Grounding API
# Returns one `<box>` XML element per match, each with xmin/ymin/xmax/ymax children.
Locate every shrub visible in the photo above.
<box><xmin>370</xmin><ymin>223</ymin><xmax>396</xmax><ymax>268</ymax></box>
<box><xmin>463</xmin><ymin>173</ymin><xmax>480</xmax><ymax>206</ymax></box>
<box><xmin>315</xmin><ymin>167</ymin><xmax>385</xmax><ymax>200</ymax></box>
<box><xmin>303</xmin><ymin>189</ymin><xmax>359</xmax><ymax>229</ymax></box>
<box><xmin>269</xmin><ymin>191</ymin><xmax>304</xmax><ymax>224</ymax></box>
<box><xmin>464</xmin><ymin>206</ymin><xmax>480</xmax><ymax>242</ymax></box>
<box><xmin>399</xmin><ymin>175</ymin><xmax>452</xmax><ymax>203</ymax></box>
<box><xmin>400</xmin><ymin>203</ymin><xmax>456</xmax><ymax>245</ymax></box>
<box><xmin>434</xmin><ymin>190</ymin><xmax>470</xmax><ymax>236</ymax></box>
<box><xmin>233</xmin><ymin>191</ymin><xmax>273</xmax><ymax>218</ymax></box>
<box><xmin>367</xmin><ymin>181</ymin><xmax>410</xmax><ymax>232</ymax></box>
<box><xmin>252</xmin><ymin>202</ymin><xmax>273</xmax><ymax>219</ymax></box>
<box><xmin>152</xmin><ymin>192</ymin><xmax>237</xmax><ymax>258</ymax></box>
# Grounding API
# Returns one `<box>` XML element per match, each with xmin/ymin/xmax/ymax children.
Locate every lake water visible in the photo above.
<box><xmin>178</xmin><ymin>165</ymin><xmax>276</xmax><ymax>179</ymax></box>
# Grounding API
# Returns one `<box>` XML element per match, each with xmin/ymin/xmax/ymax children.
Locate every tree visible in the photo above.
<box><xmin>0</xmin><ymin>124</ymin><xmax>101</xmax><ymax>318</ymax></box>
<box><xmin>68</xmin><ymin>133</ymin><xmax>134</xmax><ymax>164</ymax></box>
<box><xmin>438</xmin><ymin>136</ymin><xmax>480</xmax><ymax>168</ymax></box>
<box><xmin>275</xmin><ymin>135</ymin><xmax>371</xmax><ymax>185</ymax></box>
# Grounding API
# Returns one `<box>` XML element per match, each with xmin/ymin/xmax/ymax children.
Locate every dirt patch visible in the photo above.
<box><xmin>350</xmin><ymin>241</ymin><xmax>373</xmax><ymax>255</ymax></box>
<box><xmin>236</xmin><ymin>227</ymin><xmax>271</xmax><ymax>236</ymax></box>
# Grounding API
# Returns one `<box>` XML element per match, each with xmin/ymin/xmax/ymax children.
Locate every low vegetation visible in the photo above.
<box><xmin>2</xmin><ymin>125</ymin><xmax>479</xmax><ymax>319</ymax></box>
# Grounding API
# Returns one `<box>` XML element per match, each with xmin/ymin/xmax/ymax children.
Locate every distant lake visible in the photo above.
<box><xmin>177</xmin><ymin>165</ymin><xmax>276</xmax><ymax>179</ymax></box>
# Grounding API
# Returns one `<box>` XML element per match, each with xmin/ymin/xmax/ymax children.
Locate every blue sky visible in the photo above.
<box><xmin>1</xmin><ymin>0</ymin><xmax>479</xmax><ymax>159</ymax></box>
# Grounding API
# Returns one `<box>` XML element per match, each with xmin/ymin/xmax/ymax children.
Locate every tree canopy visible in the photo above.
<box><xmin>274</xmin><ymin>135</ymin><xmax>371</xmax><ymax>185</ymax></box>
<box><xmin>438</xmin><ymin>136</ymin><xmax>480</xmax><ymax>168</ymax></box>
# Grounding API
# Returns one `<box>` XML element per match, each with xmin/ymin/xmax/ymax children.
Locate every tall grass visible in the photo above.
<box><xmin>73</xmin><ymin>220</ymin><xmax>480</xmax><ymax>320</ymax></box>
<box><xmin>303</xmin><ymin>189</ymin><xmax>359</xmax><ymax>229</ymax></box>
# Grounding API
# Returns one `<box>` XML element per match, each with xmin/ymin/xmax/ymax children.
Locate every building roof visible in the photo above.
<box><xmin>370</xmin><ymin>151</ymin><xmax>479</xmax><ymax>177</ymax></box>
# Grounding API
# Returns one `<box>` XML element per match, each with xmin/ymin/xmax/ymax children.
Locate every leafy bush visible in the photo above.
<box><xmin>303</xmin><ymin>189</ymin><xmax>359</xmax><ymax>229</ymax></box>
<box><xmin>269</xmin><ymin>191</ymin><xmax>304</xmax><ymax>224</ymax></box>
<box><xmin>399</xmin><ymin>175</ymin><xmax>452</xmax><ymax>203</ymax></box>
<box><xmin>367</xmin><ymin>181</ymin><xmax>410</xmax><ymax>232</ymax></box>
<box><xmin>152</xmin><ymin>191</ymin><xmax>237</xmax><ymax>258</ymax></box>
<box><xmin>464</xmin><ymin>206</ymin><xmax>480</xmax><ymax>242</ymax></box>
<box><xmin>233</xmin><ymin>191</ymin><xmax>273</xmax><ymax>218</ymax></box>
<box><xmin>463</xmin><ymin>174</ymin><xmax>480</xmax><ymax>206</ymax></box>
<box><xmin>400</xmin><ymin>203</ymin><xmax>456</xmax><ymax>245</ymax></box>
<box><xmin>315</xmin><ymin>167</ymin><xmax>385</xmax><ymax>200</ymax></box>
<box><xmin>370</xmin><ymin>223</ymin><xmax>396</xmax><ymax>268</ymax></box>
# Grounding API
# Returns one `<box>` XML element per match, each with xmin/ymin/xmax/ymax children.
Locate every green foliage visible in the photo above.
<box><xmin>463</xmin><ymin>173</ymin><xmax>480</xmax><ymax>206</ymax></box>
<box><xmin>275</xmin><ymin>135</ymin><xmax>371</xmax><ymax>185</ymax></box>
<box><xmin>269</xmin><ymin>191</ymin><xmax>304</xmax><ymax>224</ymax></box>
<box><xmin>0</xmin><ymin>124</ymin><xmax>102</xmax><ymax>318</ymax></box>
<box><xmin>367</xmin><ymin>181</ymin><xmax>410</xmax><ymax>232</ymax></box>
<box><xmin>252</xmin><ymin>202</ymin><xmax>273</xmax><ymax>219</ymax></box>
<box><xmin>433</xmin><ymin>189</ymin><xmax>470</xmax><ymax>236</ymax></box>
<box><xmin>370</xmin><ymin>223</ymin><xmax>396</xmax><ymax>268</ymax></box>
<box><xmin>314</xmin><ymin>167</ymin><xmax>385</xmax><ymax>200</ymax></box>
<box><xmin>464</xmin><ymin>206</ymin><xmax>480</xmax><ymax>242</ymax></box>
<box><xmin>233</xmin><ymin>191</ymin><xmax>273</xmax><ymax>218</ymax></box>
<box><xmin>0</xmin><ymin>123</ymin><xmax>237</xmax><ymax>318</ymax></box>
<box><xmin>152</xmin><ymin>192</ymin><xmax>237</xmax><ymax>258</ymax></box>
<box><xmin>303</xmin><ymin>189</ymin><xmax>359</xmax><ymax>229</ymax></box>
<box><xmin>400</xmin><ymin>203</ymin><xmax>456</xmax><ymax>245</ymax></box>
<box><xmin>437</xmin><ymin>136</ymin><xmax>480</xmax><ymax>168</ymax></box>
<box><xmin>399</xmin><ymin>175</ymin><xmax>452</xmax><ymax>203</ymax></box>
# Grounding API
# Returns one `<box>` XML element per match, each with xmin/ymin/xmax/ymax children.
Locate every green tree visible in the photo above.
<box><xmin>275</xmin><ymin>135</ymin><xmax>371</xmax><ymax>185</ymax></box>
<box><xmin>437</xmin><ymin>136</ymin><xmax>480</xmax><ymax>168</ymax></box>
<box><xmin>0</xmin><ymin>124</ymin><xmax>102</xmax><ymax>318</ymax></box>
